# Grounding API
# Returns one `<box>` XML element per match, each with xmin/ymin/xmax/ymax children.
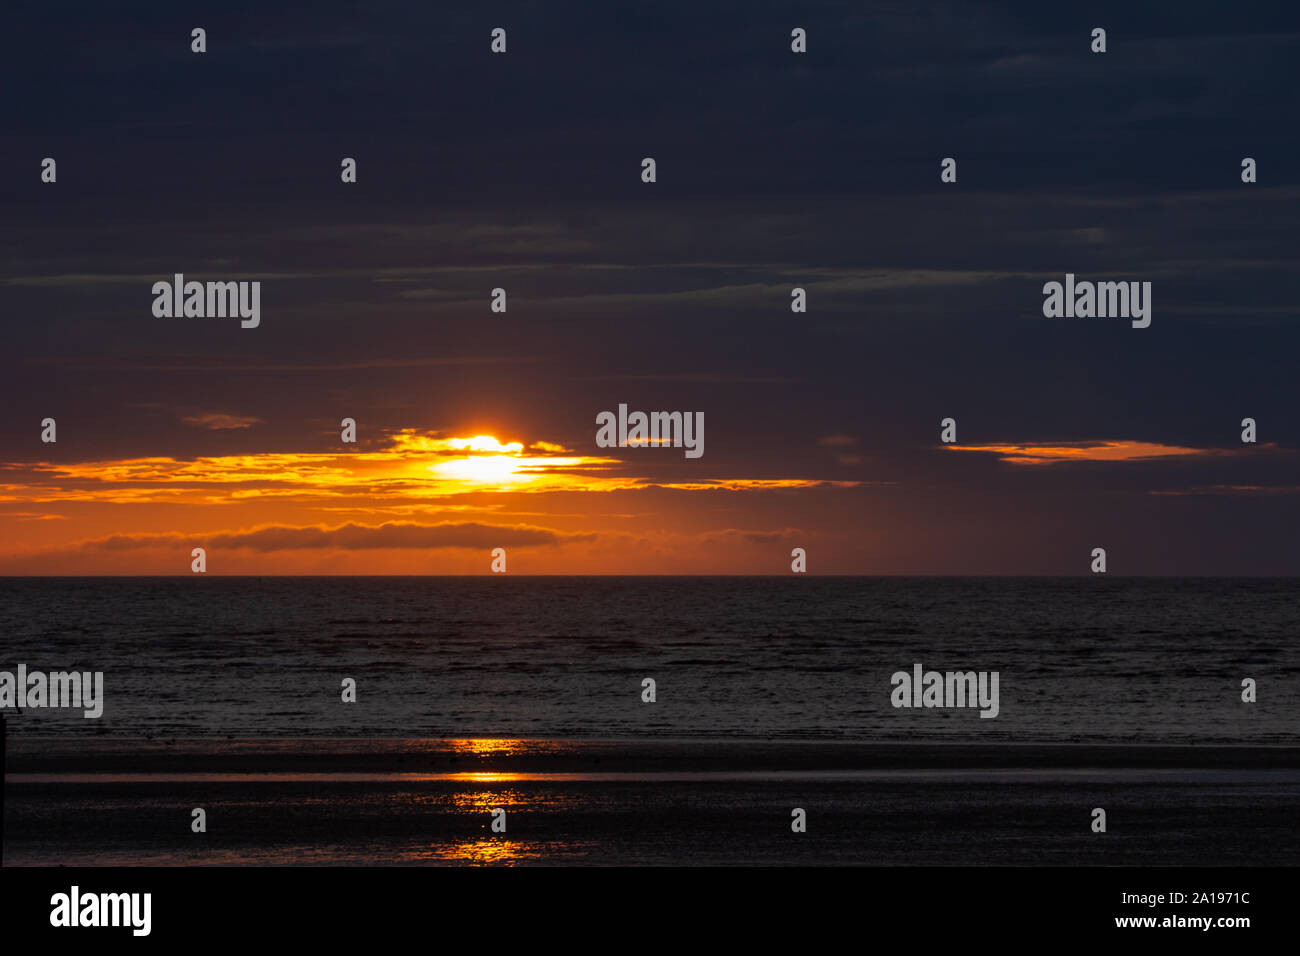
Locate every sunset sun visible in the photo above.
<box><xmin>430</xmin><ymin>452</ymin><xmax>526</xmax><ymax>484</ymax></box>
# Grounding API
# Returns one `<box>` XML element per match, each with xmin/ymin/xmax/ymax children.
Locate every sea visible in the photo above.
<box><xmin>1</xmin><ymin>576</ymin><xmax>1296</xmax><ymax>741</ymax></box>
<box><xmin>3</xmin><ymin>577</ymin><xmax>1298</xmax><ymax>865</ymax></box>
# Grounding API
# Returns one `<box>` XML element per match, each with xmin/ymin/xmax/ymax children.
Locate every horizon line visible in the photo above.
<box><xmin>2</xmin><ymin>573</ymin><xmax>1297</xmax><ymax>579</ymax></box>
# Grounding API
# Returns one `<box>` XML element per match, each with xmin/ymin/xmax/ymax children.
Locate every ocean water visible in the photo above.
<box><xmin>1</xmin><ymin>576</ymin><xmax>1296</xmax><ymax>743</ymax></box>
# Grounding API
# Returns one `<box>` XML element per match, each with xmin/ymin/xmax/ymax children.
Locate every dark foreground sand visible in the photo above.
<box><xmin>5</xmin><ymin>738</ymin><xmax>1300</xmax><ymax>865</ymax></box>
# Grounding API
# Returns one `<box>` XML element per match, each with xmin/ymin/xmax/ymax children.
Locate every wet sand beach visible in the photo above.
<box><xmin>6</xmin><ymin>738</ymin><xmax>1299</xmax><ymax>866</ymax></box>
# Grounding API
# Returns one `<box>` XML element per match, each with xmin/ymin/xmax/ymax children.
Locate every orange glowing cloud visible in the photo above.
<box><xmin>0</xmin><ymin>428</ymin><xmax>865</xmax><ymax>508</ymax></box>
<box><xmin>1149</xmin><ymin>484</ymin><xmax>1300</xmax><ymax>496</ymax></box>
<box><xmin>0</xmin><ymin>427</ymin><xmax>874</xmax><ymax>573</ymax></box>
<box><xmin>945</xmin><ymin>439</ymin><xmax>1265</xmax><ymax>466</ymax></box>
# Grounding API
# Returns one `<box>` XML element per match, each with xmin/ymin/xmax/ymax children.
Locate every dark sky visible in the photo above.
<box><xmin>1</xmin><ymin>1</ymin><xmax>1297</xmax><ymax>574</ymax></box>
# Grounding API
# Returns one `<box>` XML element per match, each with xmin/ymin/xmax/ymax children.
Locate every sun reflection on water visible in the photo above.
<box><xmin>449</xmin><ymin>788</ymin><xmax>525</xmax><ymax>811</ymax></box>
<box><xmin>414</xmin><ymin>838</ymin><xmax>527</xmax><ymax>865</ymax></box>
<box><xmin>447</xmin><ymin>738</ymin><xmax>528</xmax><ymax>758</ymax></box>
